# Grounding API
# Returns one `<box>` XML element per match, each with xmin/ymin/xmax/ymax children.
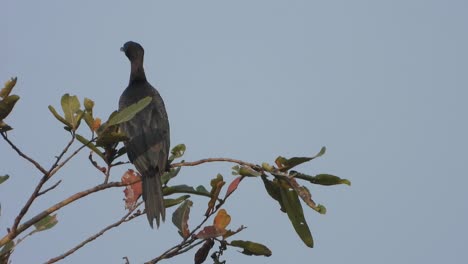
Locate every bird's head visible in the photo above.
<box><xmin>121</xmin><ymin>41</ymin><xmax>145</xmax><ymax>62</ymax></box>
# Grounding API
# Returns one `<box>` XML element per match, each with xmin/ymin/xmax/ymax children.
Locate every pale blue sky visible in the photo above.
<box><xmin>2</xmin><ymin>0</ymin><xmax>468</xmax><ymax>263</ymax></box>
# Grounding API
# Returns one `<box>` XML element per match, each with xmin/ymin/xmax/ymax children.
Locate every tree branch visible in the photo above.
<box><xmin>37</xmin><ymin>180</ymin><xmax>62</xmax><ymax>197</ymax></box>
<box><xmin>48</xmin><ymin>132</ymin><xmax>75</xmax><ymax>174</ymax></box>
<box><xmin>1</xmin><ymin>132</ymin><xmax>48</xmax><ymax>174</ymax></box>
<box><xmin>0</xmin><ymin>181</ymin><xmax>129</xmax><ymax>247</ymax></box>
<box><xmin>10</xmin><ymin>135</ymin><xmax>76</xmax><ymax>235</ymax></box>
<box><xmin>45</xmin><ymin>202</ymin><xmax>143</xmax><ymax>264</ymax></box>
<box><xmin>171</xmin><ymin>158</ymin><xmax>260</xmax><ymax>170</ymax></box>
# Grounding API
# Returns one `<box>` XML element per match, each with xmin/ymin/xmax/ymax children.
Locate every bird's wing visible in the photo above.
<box><xmin>120</xmin><ymin>93</ymin><xmax>170</xmax><ymax>177</ymax></box>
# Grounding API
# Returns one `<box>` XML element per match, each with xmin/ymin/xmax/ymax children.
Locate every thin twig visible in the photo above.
<box><xmin>0</xmin><ymin>181</ymin><xmax>130</xmax><ymax>247</ymax></box>
<box><xmin>37</xmin><ymin>180</ymin><xmax>62</xmax><ymax>197</ymax></box>
<box><xmin>104</xmin><ymin>165</ymin><xmax>111</xmax><ymax>184</ymax></box>
<box><xmin>1</xmin><ymin>132</ymin><xmax>48</xmax><ymax>174</ymax></box>
<box><xmin>111</xmin><ymin>161</ymin><xmax>131</xmax><ymax>166</ymax></box>
<box><xmin>89</xmin><ymin>152</ymin><xmax>106</xmax><ymax>174</ymax></box>
<box><xmin>10</xmin><ymin>135</ymin><xmax>76</xmax><ymax>235</ymax></box>
<box><xmin>171</xmin><ymin>158</ymin><xmax>260</xmax><ymax>170</ymax></box>
<box><xmin>48</xmin><ymin>133</ymin><xmax>75</xmax><ymax>174</ymax></box>
<box><xmin>49</xmin><ymin>137</ymin><xmax>91</xmax><ymax>177</ymax></box>
<box><xmin>45</xmin><ymin>202</ymin><xmax>143</xmax><ymax>264</ymax></box>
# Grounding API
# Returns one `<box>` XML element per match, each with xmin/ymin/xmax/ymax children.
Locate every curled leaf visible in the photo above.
<box><xmin>0</xmin><ymin>77</ymin><xmax>17</xmax><ymax>99</ymax></box>
<box><xmin>230</xmin><ymin>240</ymin><xmax>272</xmax><ymax>257</ymax></box>
<box><xmin>172</xmin><ymin>200</ymin><xmax>193</xmax><ymax>238</ymax></box>
<box><xmin>205</xmin><ymin>174</ymin><xmax>225</xmax><ymax>216</ymax></box>
<box><xmin>285</xmin><ymin>177</ymin><xmax>325</xmax><ymax>214</ymax></box>
<box><xmin>122</xmin><ymin>169</ymin><xmax>142</xmax><ymax>210</ymax></box>
<box><xmin>275</xmin><ymin>147</ymin><xmax>326</xmax><ymax>172</ymax></box>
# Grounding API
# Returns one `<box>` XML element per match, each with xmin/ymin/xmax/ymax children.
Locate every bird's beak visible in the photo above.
<box><xmin>120</xmin><ymin>47</ymin><xmax>125</xmax><ymax>52</ymax></box>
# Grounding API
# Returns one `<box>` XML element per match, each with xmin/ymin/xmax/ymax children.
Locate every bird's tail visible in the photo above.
<box><xmin>142</xmin><ymin>174</ymin><xmax>165</xmax><ymax>228</ymax></box>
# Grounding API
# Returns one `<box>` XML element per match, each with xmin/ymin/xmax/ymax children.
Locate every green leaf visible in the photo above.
<box><xmin>230</xmin><ymin>240</ymin><xmax>272</xmax><ymax>256</ymax></box>
<box><xmin>164</xmin><ymin>184</ymin><xmax>211</xmax><ymax>198</ymax></box>
<box><xmin>34</xmin><ymin>214</ymin><xmax>58</xmax><ymax>232</ymax></box>
<box><xmin>168</xmin><ymin>144</ymin><xmax>186</xmax><ymax>161</ymax></box>
<box><xmin>60</xmin><ymin>94</ymin><xmax>81</xmax><ymax>129</ymax></box>
<box><xmin>238</xmin><ymin>165</ymin><xmax>261</xmax><ymax>177</ymax></box>
<box><xmin>107</xmin><ymin>96</ymin><xmax>152</xmax><ymax>127</ymax></box>
<box><xmin>161</xmin><ymin>166</ymin><xmax>182</xmax><ymax>185</ymax></box>
<box><xmin>0</xmin><ymin>175</ymin><xmax>9</xmax><ymax>185</ymax></box>
<box><xmin>172</xmin><ymin>199</ymin><xmax>193</xmax><ymax>238</ymax></box>
<box><xmin>261</xmin><ymin>162</ymin><xmax>274</xmax><ymax>173</ymax></box>
<box><xmin>83</xmin><ymin>112</ymin><xmax>94</xmax><ymax>130</ymax></box>
<box><xmin>83</xmin><ymin>97</ymin><xmax>94</xmax><ymax>112</ymax></box>
<box><xmin>0</xmin><ymin>95</ymin><xmax>20</xmax><ymax>120</ymax></box>
<box><xmin>0</xmin><ymin>77</ymin><xmax>17</xmax><ymax>99</ymax></box>
<box><xmin>261</xmin><ymin>176</ymin><xmax>285</xmax><ymax>212</ymax></box>
<box><xmin>164</xmin><ymin>195</ymin><xmax>190</xmax><ymax>208</ymax></box>
<box><xmin>294</xmin><ymin>172</ymin><xmax>351</xmax><ymax>186</ymax></box>
<box><xmin>275</xmin><ymin>146</ymin><xmax>326</xmax><ymax>172</ymax></box>
<box><xmin>48</xmin><ymin>105</ymin><xmax>72</xmax><ymax>127</ymax></box>
<box><xmin>95</xmin><ymin>131</ymin><xmax>128</xmax><ymax>147</ymax></box>
<box><xmin>279</xmin><ymin>181</ymin><xmax>314</xmax><ymax>247</ymax></box>
<box><xmin>76</xmin><ymin>134</ymin><xmax>104</xmax><ymax>160</ymax></box>
<box><xmin>114</xmin><ymin>146</ymin><xmax>127</xmax><ymax>159</ymax></box>
<box><xmin>231</xmin><ymin>165</ymin><xmax>240</xmax><ymax>175</ymax></box>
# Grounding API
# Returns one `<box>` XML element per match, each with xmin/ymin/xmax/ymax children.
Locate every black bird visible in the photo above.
<box><xmin>119</xmin><ymin>41</ymin><xmax>170</xmax><ymax>228</ymax></box>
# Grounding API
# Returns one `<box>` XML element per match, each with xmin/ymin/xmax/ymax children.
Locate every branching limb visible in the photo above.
<box><xmin>1</xmin><ymin>132</ymin><xmax>48</xmax><ymax>174</ymax></box>
<box><xmin>37</xmin><ymin>180</ymin><xmax>62</xmax><ymax>197</ymax></box>
<box><xmin>45</xmin><ymin>201</ymin><xmax>143</xmax><ymax>264</ymax></box>
<box><xmin>10</xmin><ymin>134</ymin><xmax>76</xmax><ymax>236</ymax></box>
<box><xmin>0</xmin><ymin>181</ymin><xmax>130</xmax><ymax>247</ymax></box>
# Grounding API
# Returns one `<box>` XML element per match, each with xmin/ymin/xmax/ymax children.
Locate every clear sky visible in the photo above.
<box><xmin>2</xmin><ymin>0</ymin><xmax>468</xmax><ymax>263</ymax></box>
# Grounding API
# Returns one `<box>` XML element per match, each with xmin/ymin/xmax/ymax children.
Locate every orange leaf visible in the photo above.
<box><xmin>214</xmin><ymin>209</ymin><xmax>231</xmax><ymax>230</ymax></box>
<box><xmin>92</xmin><ymin>118</ymin><xmax>101</xmax><ymax>131</ymax></box>
<box><xmin>196</xmin><ymin>225</ymin><xmax>226</xmax><ymax>239</ymax></box>
<box><xmin>205</xmin><ymin>175</ymin><xmax>225</xmax><ymax>216</ymax></box>
<box><xmin>121</xmin><ymin>169</ymin><xmax>142</xmax><ymax>210</ymax></box>
<box><xmin>225</xmin><ymin>176</ymin><xmax>242</xmax><ymax>198</ymax></box>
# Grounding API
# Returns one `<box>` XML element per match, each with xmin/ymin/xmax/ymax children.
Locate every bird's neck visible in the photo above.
<box><xmin>130</xmin><ymin>59</ymin><xmax>147</xmax><ymax>82</ymax></box>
